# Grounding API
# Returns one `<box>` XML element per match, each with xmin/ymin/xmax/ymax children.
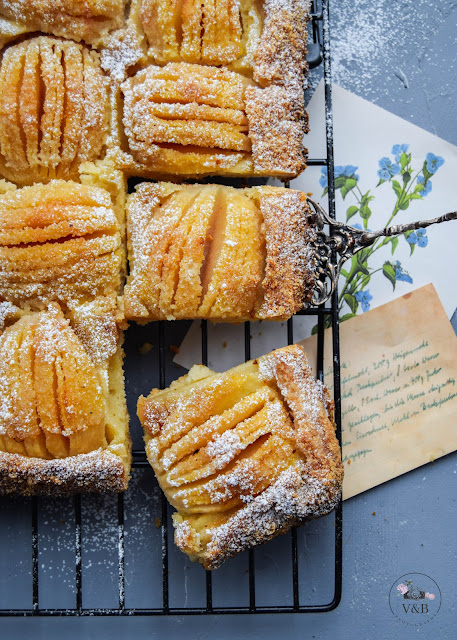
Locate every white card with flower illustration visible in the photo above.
<box><xmin>175</xmin><ymin>81</ymin><xmax>457</xmax><ymax>372</ymax></box>
<box><xmin>291</xmin><ymin>81</ymin><xmax>457</xmax><ymax>331</ymax></box>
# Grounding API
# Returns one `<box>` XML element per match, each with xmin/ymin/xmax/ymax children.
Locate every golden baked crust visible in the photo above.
<box><xmin>0</xmin><ymin>0</ymin><xmax>126</xmax><ymax>46</ymax></box>
<box><xmin>138</xmin><ymin>344</ymin><xmax>343</xmax><ymax>569</ymax></box>
<box><xmin>0</xmin><ymin>0</ymin><xmax>315</xmax><ymax>503</ymax></box>
<box><xmin>245</xmin><ymin>83</ymin><xmax>308</xmax><ymax>175</ymax></box>
<box><xmin>0</xmin><ymin>179</ymin><xmax>122</xmax><ymax>312</ymax></box>
<box><xmin>0</xmin><ymin>36</ymin><xmax>109</xmax><ymax>185</ymax></box>
<box><xmin>0</xmin><ymin>304</ymin><xmax>131</xmax><ymax>495</ymax></box>
<box><xmin>253</xmin><ymin>0</ymin><xmax>309</xmax><ymax>87</ymax></box>
<box><xmin>0</xmin><ymin>449</ymin><xmax>127</xmax><ymax>494</ymax></box>
<box><xmin>123</xmin><ymin>182</ymin><xmax>316</xmax><ymax>322</ymax></box>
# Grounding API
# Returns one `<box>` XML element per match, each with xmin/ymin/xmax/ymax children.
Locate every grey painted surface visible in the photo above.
<box><xmin>2</xmin><ymin>1</ymin><xmax>457</xmax><ymax>637</ymax></box>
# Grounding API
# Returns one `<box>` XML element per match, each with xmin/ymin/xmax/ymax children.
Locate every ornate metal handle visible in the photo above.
<box><xmin>307</xmin><ymin>197</ymin><xmax>457</xmax><ymax>306</ymax></box>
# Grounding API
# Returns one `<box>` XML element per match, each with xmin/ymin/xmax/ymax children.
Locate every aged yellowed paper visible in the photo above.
<box><xmin>300</xmin><ymin>284</ymin><xmax>457</xmax><ymax>500</ymax></box>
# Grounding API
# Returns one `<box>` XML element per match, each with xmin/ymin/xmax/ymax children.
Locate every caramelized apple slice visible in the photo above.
<box><xmin>0</xmin><ymin>306</ymin><xmax>107</xmax><ymax>459</ymax></box>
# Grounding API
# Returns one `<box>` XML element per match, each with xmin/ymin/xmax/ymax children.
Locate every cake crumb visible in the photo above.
<box><xmin>139</xmin><ymin>342</ymin><xmax>153</xmax><ymax>355</ymax></box>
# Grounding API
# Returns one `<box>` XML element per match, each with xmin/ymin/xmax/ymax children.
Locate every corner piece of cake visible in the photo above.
<box><xmin>137</xmin><ymin>344</ymin><xmax>343</xmax><ymax>570</ymax></box>
<box><xmin>0</xmin><ymin>304</ymin><xmax>130</xmax><ymax>495</ymax></box>
<box><xmin>104</xmin><ymin>0</ymin><xmax>311</xmax><ymax>179</ymax></box>
<box><xmin>124</xmin><ymin>182</ymin><xmax>317</xmax><ymax>323</ymax></box>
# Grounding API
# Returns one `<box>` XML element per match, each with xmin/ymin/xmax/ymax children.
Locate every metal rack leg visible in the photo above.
<box><xmin>31</xmin><ymin>497</ymin><xmax>39</xmax><ymax>614</ymax></box>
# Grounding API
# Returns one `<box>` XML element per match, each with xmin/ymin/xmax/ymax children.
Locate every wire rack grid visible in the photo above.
<box><xmin>0</xmin><ymin>0</ymin><xmax>342</xmax><ymax>617</ymax></box>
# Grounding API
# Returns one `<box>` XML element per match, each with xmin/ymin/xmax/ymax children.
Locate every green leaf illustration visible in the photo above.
<box><xmin>360</xmin><ymin>203</ymin><xmax>372</xmax><ymax>221</ymax></box>
<box><xmin>382</xmin><ymin>262</ymin><xmax>396</xmax><ymax>289</ymax></box>
<box><xmin>400</xmin><ymin>152</ymin><xmax>410</xmax><ymax>169</ymax></box>
<box><xmin>360</xmin><ymin>274</ymin><xmax>371</xmax><ymax>288</ymax></box>
<box><xmin>346</xmin><ymin>205</ymin><xmax>359</xmax><ymax>220</ymax></box>
<box><xmin>333</xmin><ymin>148</ymin><xmax>445</xmax><ymax>324</ymax></box>
<box><xmin>356</xmin><ymin>251</ymin><xmax>370</xmax><ymax>275</ymax></box>
<box><xmin>391</xmin><ymin>180</ymin><xmax>403</xmax><ymax>197</ymax></box>
<box><xmin>335</xmin><ymin>175</ymin><xmax>347</xmax><ymax>190</ymax></box>
<box><xmin>402</xmin><ymin>171</ymin><xmax>411</xmax><ymax>185</ymax></box>
<box><xmin>360</xmin><ymin>192</ymin><xmax>374</xmax><ymax>205</ymax></box>
<box><xmin>344</xmin><ymin>293</ymin><xmax>359</xmax><ymax>314</ymax></box>
<box><xmin>341</xmin><ymin>178</ymin><xmax>357</xmax><ymax>200</ymax></box>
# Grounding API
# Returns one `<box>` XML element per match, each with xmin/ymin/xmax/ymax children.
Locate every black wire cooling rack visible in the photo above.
<box><xmin>0</xmin><ymin>0</ymin><xmax>343</xmax><ymax>616</ymax></box>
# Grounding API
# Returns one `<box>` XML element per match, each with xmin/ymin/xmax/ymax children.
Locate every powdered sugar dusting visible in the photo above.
<box><xmin>258</xmin><ymin>190</ymin><xmax>317</xmax><ymax>318</ymax></box>
<box><xmin>259</xmin><ymin>346</ymin><xmax>327</xmax><ymax>427</ymax></box>
<box><xmin>0</xmin><ymin>37</ymin><xmax>109</xmax><ymax>185</ymax></box>
<box><xmin>174</xmin><ymin>459</ymin><xmax>340</xmax><ymax>569</ymax></box>
<box><xmin>205</xmin><ymin>429</ymin><xmax>245</xmax><ymax>466</ymax></box>
<box><xmin>125</xmin><ymin>184</ymin><xmax>317</xmax><ymax>323</ymax></box>
<box><xmin>0</xmin><ymin>448</ymin><xmax>127</xmax><ymax>495</ymax></box>
<box><xmin>0</xmin><ymin>180</ymin><xmax>121</xmax><ymax>311</ymax></box>
<box><xmin>0</xmin><ymin>301</ymin><xmax>19</xmax><ymax>331</ymax></box>
<box><xmin>328</xmin><ymin>0</ymin><xmax>447</xmax><ymax>104</ymax></box>
<box><xmin>142</xmin><ymin>346</ymin><xmax>343</xmax><ymax>568</ymax></box>
<box><xmin>101</xmin><ymin>27</ymin><xmax>145</xmax><ymax>83</ymax></box>
<box><xmin>0</xmin><ymin>0</ymin><xmax>125</xmax><ymax>45</ymax></box>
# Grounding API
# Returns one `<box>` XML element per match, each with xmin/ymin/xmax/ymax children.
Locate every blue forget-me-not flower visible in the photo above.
<box><xmin>343</xmin><ymin>165</ymin><xmax>359</xmax><ymax>179</ymax></box>
<box><xmin>395</xmin><ymin>261</ymin><xmax>413</xmax><ymax>284</ymax></box>
<box><xmin>417</xmin><ymin>175</ymin><xmax>432</xmax><ymax>196</ymax></box>
<box><xmin>355</xmin><ymin>290</ymin><xmax>373</xmax><ymax>312</ymax></box>
<box><xmin>425</xmin><ymin>153</ymin><xmax>444</xmax><ymax>174</ymax></box>
<box><xmin>406</xmin><ymin>228</ymin><xmax>428</xmax><ymax>247</ymax></box>
<box><xmin>377</xmin><ymin>157</ymin><xmax>400</xmax><ymax>181</ymax></box>
<box><xmin>392</xmin><ymin>144</ymin><xmax>409</xmax><ymax>162</ymax></box>
<box><xmin>320</xmin><ymin>165</ymin><xmax>359</xmax><ymax>189</ymax></box>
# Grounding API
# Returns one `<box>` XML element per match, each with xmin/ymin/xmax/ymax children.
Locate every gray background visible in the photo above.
<box><xmin>2</xmin><ymin>0</ymin><xmax>457</xmax><ymax>637</ymax></box>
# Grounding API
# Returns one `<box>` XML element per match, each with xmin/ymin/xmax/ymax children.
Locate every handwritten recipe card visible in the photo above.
<box><xmin>301</xmin><ymin>284</ymin><xmax>457</xmax><ymax>500</ymax></box>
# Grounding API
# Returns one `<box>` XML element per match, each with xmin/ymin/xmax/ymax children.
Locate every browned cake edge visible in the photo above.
<box><xmin>246</xmin><ymin>0</ymin><xmax>310</xmax><ymax>176</ymax></box>
<box><xmin>259</xmin><ymin>189</ymin><xmax>317</xmax><ymax>319</ymax></box>
<box><xmin>253</xmin><ymin>0</ymin><xmax>311</xmax><ymax>87</ymax></box>
<box><xmin>245</xmin><ymin>84</ymin><xmax>308</xmax><ymax>176</ymax></box>
<box><xmin>0</xmin><ymin>448</ymin><xmax>128</xmax><ymax>495</ymax></box>
<box><xmin>0</xmin><ymin>307</ymin><xmax>132</xmax><ymax>495</ymax></box>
